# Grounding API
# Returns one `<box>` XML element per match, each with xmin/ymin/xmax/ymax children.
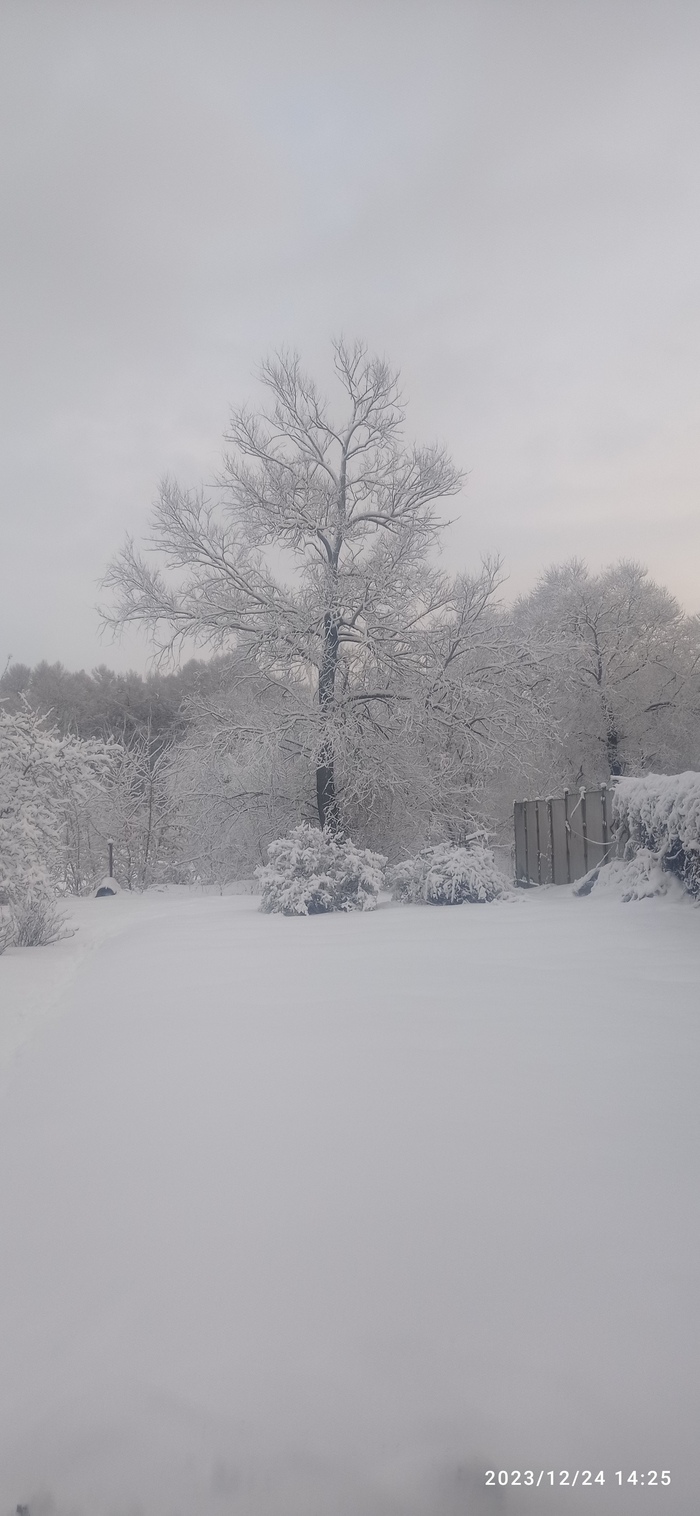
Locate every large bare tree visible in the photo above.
<box><xmin>102</xmin><ymin>340</ymin><xmax>464</xmax><ymax>830</ymax></box>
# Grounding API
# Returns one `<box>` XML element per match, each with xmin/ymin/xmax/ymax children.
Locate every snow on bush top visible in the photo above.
<box><xmin>612</xmin><ymin>771</ymin><xmax>700</xmax><ymax>896</ymax></box>
<box><xmin>256</xmin><ymin>823</ymin><xmax>386</xmax><ymax>915</ymax></box>
<box><xmin>389</xmin><ymin>841</ymin><xmax>511</xmax><ymax>905</ymax></box>
<box><xmin>573</xmin><ymin>848</ymin><xmax>686</xmax><ymax>903</ymax></box>
<box><xmin>612</xmin><ymin>772</ymin><xmax>700</xmax><ymax>850</ymax></box>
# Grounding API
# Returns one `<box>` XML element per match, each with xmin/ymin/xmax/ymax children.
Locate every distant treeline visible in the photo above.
<box><xmin>0</xmin><ymin>656</ymin><xmax>231</xmax><ymax>744</ymax></box>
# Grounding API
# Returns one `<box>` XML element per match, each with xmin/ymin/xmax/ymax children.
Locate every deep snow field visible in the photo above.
<box><xmin>0</xmin><ymin>884</ymin><xmax>699</xmax><ymax>1516</ymax></box>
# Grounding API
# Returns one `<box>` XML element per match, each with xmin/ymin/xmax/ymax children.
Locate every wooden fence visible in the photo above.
<box><xmin>513</xmin><ymin>785</ymin><xmax>618</xmax><ymax>886</ymax></box>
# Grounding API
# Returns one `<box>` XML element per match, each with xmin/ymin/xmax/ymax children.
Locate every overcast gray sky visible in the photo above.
<box><xmin>2</xmin><ymin>0</ymin><xmax>699</xmax><ymax>674</ymax></box>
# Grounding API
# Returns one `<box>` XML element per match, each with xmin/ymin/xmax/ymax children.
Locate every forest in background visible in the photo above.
<box><xmin>2</xmin><ymin>552</ymin><xmax>699</xmax><ymax>901</ymax></box>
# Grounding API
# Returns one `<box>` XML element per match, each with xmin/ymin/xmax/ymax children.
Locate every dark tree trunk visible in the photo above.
<box><xmin>316</xmin><ymin>610</ymin><xmax>341</xmax><ymax>833</ymax></box>
<box><xmin>606</xmin><ymin>718</ymin><xmax>623</xmax><ymax>776</ymax></box>
<box><xmin>316</xmin><ymin>743</ymin><xmax>339</xmax><ymax>833</ymax></box>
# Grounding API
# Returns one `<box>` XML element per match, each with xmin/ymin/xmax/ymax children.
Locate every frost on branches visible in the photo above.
<box><xmin>0</xmin><ymin>704</ymin><xmax>109</xmax><ymax>947</ymax></box>
<box><xmin>256</xmin><ymin>823</ymin><xmax>386</xmax><ymax>915</ymax></box>
<box><xmin>611</xmin><ymin>772</ymin><xmax>700</xmax><ymax>898</ymax></box>
<box><xmin>389</xmin><ymin>841</ymin><xmax>511</xmax><ymax>905</ymax></box>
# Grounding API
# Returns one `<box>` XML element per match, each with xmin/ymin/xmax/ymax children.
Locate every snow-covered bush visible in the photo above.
<box><xmin>12</xmin><ymin>891</ymin><xmax>72</xmax><ymax>946</ymax></box>
<box><xmin>612</xmin><ymin>772</ymin><xmax>700</xmax><ymax>897</ymax></box>
<box><xmin>573</xmin><ymin>848</ymin><xmax>676</xmax><ymax>902</ymax></box>
<box><xmin>256</xmin><ymin>823</ymin><xmax>386</xmax><ymax>915</ymax></box>
<box><xmin>0</xmin><ymin>702</ymin><xmax>110</xmax><ymax>941</ymax></box>
<box><xmin>0</xmin><ymin>910</ymin><xmax>13</xmax><ymax>955</ymax></box>
<box><xmin>389</xmin><ymin>840</ymin><xmax>510</xmax><ymax>905</ymax></box>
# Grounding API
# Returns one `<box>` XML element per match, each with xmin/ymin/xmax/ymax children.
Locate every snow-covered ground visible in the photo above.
<box><xmin>0</xmin><ymin>886</ymin><xmax>698</xmax><ymax>1516</ymax></box>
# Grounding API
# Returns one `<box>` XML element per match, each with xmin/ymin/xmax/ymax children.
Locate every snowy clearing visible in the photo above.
<box><xmin>0</xmin><ymin>887</ymin><xmax>699</xmax><ymax>1515</ymax></box>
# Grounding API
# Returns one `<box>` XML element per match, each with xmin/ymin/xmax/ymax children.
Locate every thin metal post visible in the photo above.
<box><xmin>534</xmin><ymin>799</ymin><xmax>542</xmax><ymax>885</ymax></box>
<box><xmin>108</xmin><ymin>839</ymin><xmax>114</xmax><ymax>878</ymax></box>
<box><xmin>581</xmin><ymin>787</ymin><xmax>588</xmax><ymax>873</ymax></box>
<box><xmin>601</xmin><ymin>784</ymin><xmax>609</xmax><ymax>849</ymax></box>
<box><xmin>523</xmin><ymin>802</ymin><xmax>530</xmax><ymax>885</ymax></box>
<box><xmin>548</xmin><ymin>797</ymin><xmax>555</xmax><ymax>884</ymax></box>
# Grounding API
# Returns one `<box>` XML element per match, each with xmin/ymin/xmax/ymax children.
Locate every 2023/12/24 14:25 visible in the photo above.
<box><xmin>484</xmin><ymin>1471</ymin><xmax>671</xmax><ymax>1487</ymax></box>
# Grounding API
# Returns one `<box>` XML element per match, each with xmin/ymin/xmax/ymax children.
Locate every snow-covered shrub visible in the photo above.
<box><xmin>0</xmin><ymin>910</ymin><xmax>13</xmax><ymax>954</ymax></box>
<box><xmin>256</xmin><ymin>823</ymin><xmax>386</xmax><ymax>915</ymax></box>
<box><xmin>574</xmin><ymin>849</ymin><xmax>676</xmax><ymax>902</ymax></box>
<box><xmin>12</xmin><ymin>890</ymin><xmax>73</xmax><ymax>946</ymax></box>
<box><xmin>0</xmin><ymin>702</ymin><xmax>110</xmax><ymax>936</ymax></box>
<box><xmin>612</xmin><ymin>772</ymin><xmax>700</xmax><ymax>897</ymax></box>
<box><xmin>389</xmin><ymin>841</ymin><xmax>510</xmax><ymax>905</ymax></box>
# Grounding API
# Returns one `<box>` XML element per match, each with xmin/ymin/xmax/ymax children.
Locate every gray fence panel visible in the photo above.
<box><xmin>514</xmin><ymin>783</ymin><xmax>620</xmax><ymax>888</ymax></box>
<box><xmin>550</xmin><ymin>796</ymin><xmax>569</xmax><ymax>883</ymax></box>
<box><xmin>524</xmin><ymin>799</ymin><xmax>541</xmax><ymax>883</ymax></box>
<box><xmin>514</xmin><ymin>802</ymin><xmax>527</xmax><ymax>884</ymax></box>
<box><xmin>537</xmin><ymin>798</ymin><xmax>553</xmax><ymax>883</ymax></box>
<box><xmin>567</xmin><ymin>791</ymin><xmax>588</xmax><ymax>879</ymax></box>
